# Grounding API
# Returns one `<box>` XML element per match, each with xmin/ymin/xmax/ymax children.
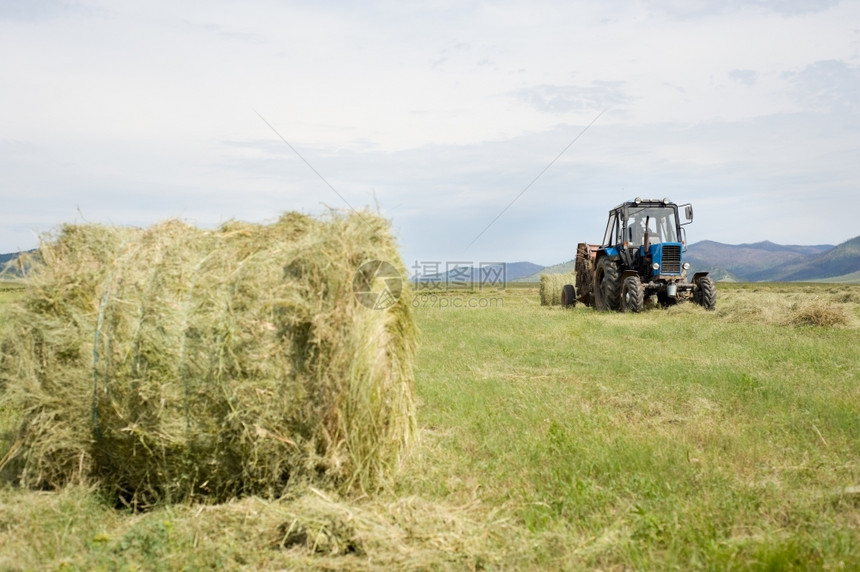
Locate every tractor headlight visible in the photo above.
<box><xmin>682</xmin><ymin>262</ymin><xmax>690</xmax><ymax>270</ymax></box>
<box><xmin>634</xmin><ymin>197</ymin><xmax>642</xmax><ymax>204</ymax></box>
<box><xmin>651</xmin><ymin>262</ymin><xmax>660</xmax><ymax>270</ymax></box>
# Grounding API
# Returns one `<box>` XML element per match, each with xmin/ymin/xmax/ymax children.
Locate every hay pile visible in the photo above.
<box><xmin>270</xmin><ymin>488</ymin><xmax>522</xmax><ymax>568</ymax></box>
<box><xmin>784</xmin><ymin>300</ymin><xmax>849</xmax><ymax>327</ymax></box>
<box><xmin>539</xmin><ymin>273</ymin><xmax>576</xmax><ymax>306</ymax></box>
<box><xmin>0</xmin><ymin>211</ymin><xmax>416</xmax><ymax>507</ymax></box>
<box><xmin>715</xmin><ymin>291</ymin><xmax>853</xmax><ymax>327</ymax></box>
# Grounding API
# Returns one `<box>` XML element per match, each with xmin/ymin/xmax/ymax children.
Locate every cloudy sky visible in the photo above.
<box><xmin>2</xmin><ymin>0</ymin><xmax>858</xmax><ymax>267</ymax></box>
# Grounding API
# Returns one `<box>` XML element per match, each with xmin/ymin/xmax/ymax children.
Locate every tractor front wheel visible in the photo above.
<box><xmin>694</xmin><ymin>276</ymin><xmax>717</xmax><ymax>310</ymax></box>
<box><xmin>621</xmin><ymin>275</ymin><xmax>644</xmax><ymax>313</ymax></box>
<box><xmin>594</xmin><ymin>257</ymin><xmax>621</xmax><ymax>312</ymax></box>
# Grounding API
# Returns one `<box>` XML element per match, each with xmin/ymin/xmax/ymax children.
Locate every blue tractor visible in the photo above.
<box><xmin>562</xmin><ymin>198</ymin><xmax>716</xmax><ymax>312</ymax></box>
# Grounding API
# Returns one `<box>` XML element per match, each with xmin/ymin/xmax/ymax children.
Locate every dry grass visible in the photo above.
<box><xmin>0</xmin><ymin>211</ymin><xmax>417</xmax><ymax>507</ymax></box>
<box><xmin>0</xmin><ymin>484</ymin><xmax>529</xmax><ymax>570</ymax></box>
<box><xmin>784</xmin><ymin>300</ymin><xmax>850</xmax><ymax>327</ymax></box>
<box><xmin>270</xmin><ymin>487</ymin><xmax>524</xmax><ymax>569</ymax></box>
<box><xmin>714</xmin><ymin>285</ymin><xmax>857</xmax><ymax>328</ymax></box>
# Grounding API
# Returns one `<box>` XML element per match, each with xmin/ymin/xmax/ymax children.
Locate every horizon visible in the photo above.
<box><xmin>5</xmin><ymin>235</ymin><xmax>855</xmax><ymax>271</ymax></box>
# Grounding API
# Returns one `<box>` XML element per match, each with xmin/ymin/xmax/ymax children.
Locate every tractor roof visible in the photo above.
<box><xmin>611</xmin><ymin>198</ymin><xmax>677</xmax><ymax>211</ymax></box>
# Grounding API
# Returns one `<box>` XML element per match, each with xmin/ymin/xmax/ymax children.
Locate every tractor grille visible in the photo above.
<box><xmin>661</xmin><ymin>244</ymin><xmax>682</xmax><ymax>273</ymax></box>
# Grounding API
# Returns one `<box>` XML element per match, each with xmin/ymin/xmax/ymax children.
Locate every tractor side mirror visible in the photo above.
<box><xmin>685</xmin><ymin>205</ymin><xmax>694</xmax><ymax>222</ymax></box>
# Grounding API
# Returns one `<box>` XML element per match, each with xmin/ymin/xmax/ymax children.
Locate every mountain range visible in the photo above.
<box><xmin>0</xmin><ymin>252</ymin><xmax>22</xmax><ymax>277</ymax></box>
<box><xmin>683</xmin><ymin>238</ymin><xmax>860</xmax><ymax>282</ymax></box>
<box><xmin>0</xmin><ymin>252</ymin><xmax>17</xmax><ymax>266</ymax></box>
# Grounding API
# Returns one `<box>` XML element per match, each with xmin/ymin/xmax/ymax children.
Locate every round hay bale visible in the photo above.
<box><xmin>0</xmin><ymin>211</ymin><xmax>416</xmax><ymax>507</ymax></box>
<box><xmin>539</xmin><ymin>273</ymin><xmax>576</xmax><ymax>306</ymax></box>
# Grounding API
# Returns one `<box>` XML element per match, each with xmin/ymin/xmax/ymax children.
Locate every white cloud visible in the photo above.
<box><xmin>1</xmin><ymin>0</ymin><xmax>858</xmax><ymax>267</ymax></box>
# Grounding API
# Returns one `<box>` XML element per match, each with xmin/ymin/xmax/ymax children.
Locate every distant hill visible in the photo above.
<box><xmin>516</xmin><ymin>260</ymin><xmax>574</xmax><ymax>282</ymax></box>
<box><xmin>502</xmin><ymin>261</ymin><xmax>546</xmax><ymax>281</ymax></box>
<box><xmin>0</xmin><ymin>252</ymin><xmax>18</xmax><ymax>266</ymax></box>
<box><xmin>747</xmin><ymin>235</ymin><xmax>860</xmax><ymax>282</ymax></box>
<box><xmin>684</xmin><ymin>240</ymin><xmax>834</xmax><ymax>281</ymax></box>
<box><xmin>1</xmin><ymin>251</ymin><xmax>28</xmax><ymax>278</ymax></box>
<box><xmin>812</xmin><ymin>269</ymin><xmax>860</xmax><ymax>283</ymax></box>
<box><xmin>685</xmin><ymin>237</ymin><xmax>860</xmax><ymax>282</ymax></box>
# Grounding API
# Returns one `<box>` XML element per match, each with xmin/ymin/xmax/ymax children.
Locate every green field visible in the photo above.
<box><xmin>1</xmin><ymin>282</ymin><xmax>858</xmax><ymax>570</ymax></box>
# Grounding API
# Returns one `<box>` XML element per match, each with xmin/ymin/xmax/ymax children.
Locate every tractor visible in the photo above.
<box><xmin>561</xmin><ymin>198</ymin><xmax>716</xmax><ymax>312</ymax></box>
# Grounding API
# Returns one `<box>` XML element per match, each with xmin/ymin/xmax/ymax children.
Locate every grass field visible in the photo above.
<box><xmin>1</xmin><ymin>281</ymin><xmax>858</xmax><ymax>570</ymax></box>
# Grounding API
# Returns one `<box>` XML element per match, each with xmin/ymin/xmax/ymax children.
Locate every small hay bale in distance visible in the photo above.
<box><xmin>0</xmin><ymin>211</ymin><xmax>416</xmax><ymax>507</ymax></box>
<box><xmin>539</xmin><ymin>273</ymin><xmax>576</xmax><ymax>306</ymax></box>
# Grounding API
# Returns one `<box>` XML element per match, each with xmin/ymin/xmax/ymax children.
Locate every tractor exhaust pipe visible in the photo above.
<box><xmin>643</xmin><ymin>216</ymin><xmax>651</xmax><ymax>252</ymax></box>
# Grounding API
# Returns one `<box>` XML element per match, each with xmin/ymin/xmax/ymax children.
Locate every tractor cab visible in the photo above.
<box><xmin>601</xmin><ymin>198</ymin><xmax>691</xmax><ymax>282</ymax></box>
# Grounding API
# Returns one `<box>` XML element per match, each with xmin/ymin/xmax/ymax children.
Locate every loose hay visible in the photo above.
<box><xmin>785</xmin><ymin>300</ymin><xmax>849</xmax><ymax>327</ymax></box>
<box><xmin>0</xmin><ymin>211</ymin><xmax>416</xmax><ymax>506</ymax></box>
<box><xmin>271</xmin><ymin>488</ymin><xmax>518</xmax><ymax>569</ymax></box>
<box><xmin>716</xmin><ymin>290</ymin><xmax>853</xmax><ymax>328</ymax></box>
<box><xmin>539</xmin><ymin>273</ymin><xmax>575</xmax><ymax>306</ymax></box>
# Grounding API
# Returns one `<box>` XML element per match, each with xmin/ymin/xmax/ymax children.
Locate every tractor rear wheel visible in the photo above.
<box><xmin>621</xmin><ymin>275</ymin><xmax>644</xmax><ymax>313</ymax></box>
<box><xmin>694</xmin><ymin>276</ymin><xmax>717</xmax><ymax>310</ymax></box>
<box><xmin>561</xmin><ymin>284</ymin><xmax>576</xmax><ymax>308</ymax></box>
<box><xmin>594</xmin><ymin>257</ymin><xmax>621</xmax><ymax>312</ymax></box>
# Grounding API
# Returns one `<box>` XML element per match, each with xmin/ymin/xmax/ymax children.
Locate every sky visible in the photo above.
<box><xmin>1</xmin><ymin>0</ymin><xmax>858</xmax><ymax>268</ymax></box>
